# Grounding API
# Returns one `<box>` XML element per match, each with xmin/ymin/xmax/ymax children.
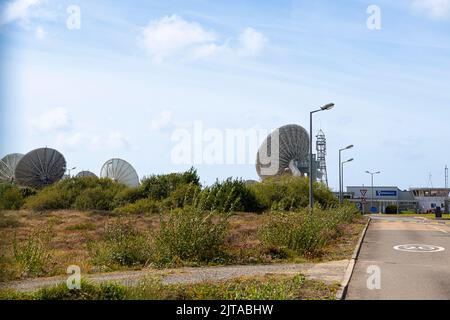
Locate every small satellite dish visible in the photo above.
<box><xmin>256</xmin><ymin>124</ymin><xmax>310</xmax><ymax>180</ymax></box>
<box><xmin>76</xmin><ymin>171</ymin><xmax>98</xmax><ymax>178</ymax></box>
<box><xmin>0</xmin><ymin>153</ymin><xmax>24</xmax><ymax>183</ymax></box>
<box><xmin>15</xmin><ymin>148</ymin><xmax>67</xmax><ymax>188</ymax></box>
<box><xmin>100</xmin><ymin>158</ymin><xmax>139</xmax><ymax>188</ymax></box>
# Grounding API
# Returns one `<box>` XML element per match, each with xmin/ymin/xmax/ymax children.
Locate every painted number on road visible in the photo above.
<box><xmin>393</xmin><ymin>244</ymin><xmax>445</xmax><ymax>253</ymax></box>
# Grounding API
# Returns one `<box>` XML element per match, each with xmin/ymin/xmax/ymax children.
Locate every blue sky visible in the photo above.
<box><xmin>1</xmin><ymin>0</ymin><xmax>450</xmax><ymax>189</ymax></box>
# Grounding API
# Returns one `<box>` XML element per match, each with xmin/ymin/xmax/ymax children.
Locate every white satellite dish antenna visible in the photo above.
<box><xmin>100</xmin><ymin>158</ymin><xmax>139</xmax><ymax>188</ymax></box>
<box><xmin>76</xmin><ymin>171</ymin><xmax>98</xmax><ymax>178</ymax></box>
<box><xmin>0</xmin><ymin>153</ymin><xmax>24</xmax><ymax>183</ymax></box>
<box><xmin>15</xmin><ymin>147</ymin><xmax>66</xmax><ymax>188</ymax></box>
<box><xmin>256</xmin><ymin>124</ymin><xmax>310</xmax><ymax>180</ymax></box>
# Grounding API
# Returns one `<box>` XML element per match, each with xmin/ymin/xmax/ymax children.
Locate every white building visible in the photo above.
<box><xmin>346</xmin><ymin>186</ymin><xmax>450</xmax><ymax>214</ymax></box>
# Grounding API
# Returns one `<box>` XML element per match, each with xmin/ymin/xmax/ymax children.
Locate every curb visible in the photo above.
<box><xmin>335</xmin><ymin>217</ymin><xmax>371</xmax><ymax>300</ymax></box>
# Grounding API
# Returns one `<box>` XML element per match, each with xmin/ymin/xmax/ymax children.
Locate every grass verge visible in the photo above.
<box><xmin>0</xmin><ymin>275</ymin><xmax>339</xmax><ymax>300</ymax></box>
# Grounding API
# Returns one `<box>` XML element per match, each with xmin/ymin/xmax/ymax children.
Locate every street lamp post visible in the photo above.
<box><xmin>341</xmin><ymin>158</ymin><xmax>354</xmax><ymax>202</ymax></box>
<box><xmin>339</xmin><ymin>145</ymin><xmax>354</xmax><ymax>204</ymax></box>
<box><xmin>366</xmin><ymin>170</ymin><xmax>381</xmax><ymax>213</ymax></box>
<box><xmin>309</xmin><ymin>103</ymin><xmax>335</xmax><ymax>212</ymax></box>
<box><xmin>67</xmin><ymin>167</ymin><xmax>76</xmax><ymax>178</ymax></box>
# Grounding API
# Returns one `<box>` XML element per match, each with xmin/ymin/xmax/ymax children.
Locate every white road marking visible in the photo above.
<box><xmin>430</xmin><ymin>225</ymin><xmax>449</xmax><ymax>234</ymax></box>
<box><xmin>393</xmin><ymin>244</ymin><xmax>445</xmax><ymax>253</ymax></box>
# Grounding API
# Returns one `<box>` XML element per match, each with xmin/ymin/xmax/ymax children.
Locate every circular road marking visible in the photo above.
<box><xmin>393</xmin><ymin>244</ymin><xmax>445</xmax><ymax>253</ymax></box>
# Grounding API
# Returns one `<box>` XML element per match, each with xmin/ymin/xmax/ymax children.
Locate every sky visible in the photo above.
<box><xmin>1</xmin><ymin>0</ymin><xmax>450</xmax><ymax>190</ymax></box>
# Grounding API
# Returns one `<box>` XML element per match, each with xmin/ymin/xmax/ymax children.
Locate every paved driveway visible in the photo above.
<box><xmin>346</xmin><ymin>216</ymin><xmax>450</xmax><ymax>300</ymax></box>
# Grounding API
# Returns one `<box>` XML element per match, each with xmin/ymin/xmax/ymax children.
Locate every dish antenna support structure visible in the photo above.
<box><xmin>100</xmin><ymin>158</ymin><xmax>139</xmax><ymax>188</ymax></box>
<box><xmin>0</xmin><ymin>153</ymin><xmax>24</xmax><ymax>183</ymax></box>
<box><xmin>256</xmin><ymin>124</ymin><xmax>320</xmax><ymax>181</ymax></box>
<box><xmin>76</xmin><ymin>171</ymin><xmax>98</xmax><ymax>178</ymax></box>
<box><xmin>14</xmin><ymin>147</ymin><xmax>66</xmax><ymax>188</ymax></box>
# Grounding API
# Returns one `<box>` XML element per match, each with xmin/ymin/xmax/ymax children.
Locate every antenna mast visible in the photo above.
<box><xmin>316</xmin><ymin>129</ymin><xmax>329</xmax><ymax>187</ymax></box>
<box><xmin>445</xmin><ymin>165</ymin><xmax>448</xmax><ymax>189</ymax></box>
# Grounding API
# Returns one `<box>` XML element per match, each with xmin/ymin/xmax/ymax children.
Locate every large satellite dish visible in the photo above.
<box><xmin>0</xmin><ymin>153</ymin><xmax>24</xmax><ymax>183</ymax></box>
<box><xmin>256</xmin><ymin>124</ymin><xmax>310</xmax><ymax>180</ymax></box>
<box><xmin>100</xmin><ymin>158</ymin><xmax>139</xmax><ymax>188</ymax></box>
<box><xmin>76</xmin><ymin>171</ymin><xmax>98</xmax><ymax>178</ymax></box>
<box><xmin>14</xmin><ymin>148</ymin><xmax>66</xmax><ymax>188</ymax></box>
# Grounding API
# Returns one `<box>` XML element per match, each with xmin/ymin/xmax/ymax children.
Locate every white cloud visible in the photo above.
<box><xmin>56</xmin><ymin>131</ymin><xmax>130</xmax><ymax>151</ymax></box>
<box><xmin>411</xmin><ymin>0</ymin><xmax>450</xmax><ymax>19</ymax></box>
<box><xmin>150</xmin><ymin>110</ymin><xmax>173</xmax><ymax>131</ymax></box>
<box><xmin>237</xmin><ymin>28</ymin><xmax>267</xmax><ymax>57</ymax></box>
<box><xmin>0</xmin><ymin>0</ymin><xmax>41</xmax><ymax>25</ymax></box>
<box><xmin>140</xmin><ymin>15</ymin><xmax>267</xmax><ymax>62</ymax></box>
<box><xmin>35</xmin><ymin>25</ymin><xmax>45</xmax><ymax>39</ymax></box>
<box><xmin>30</xmin><ymin>107</ymin><xmax>71</xmax><ymax>132</ymax></box>
<box><xmin>140</xmin><ymin>15</ymin><xmax>217</xmax><ymax>62</ymax></box>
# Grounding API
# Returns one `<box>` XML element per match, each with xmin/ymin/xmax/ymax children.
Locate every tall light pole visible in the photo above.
<box><xmin>309</xmin><ymin>103</ymin><xmax>335</xmax><ymax>212</ymax></box>
<box><xmin>67</xmin><ymin>167</ymin><xmax>76</xmax><ymax>178</ymax></box>
<box><xmin>339</xmin><ymin>145</ymin><xmax>354</xmax><ymax>204</ymax></box>
<box><xmin>341</xmin><ymin>158</ymin><xmax>354</xmax><ymax>202</ymax></box>
<box><xmin>366</xmin><ymin>170</ymin><xmax>381</xmax><ymax>213</ymax></box>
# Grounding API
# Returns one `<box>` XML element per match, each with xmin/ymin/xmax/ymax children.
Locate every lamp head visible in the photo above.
<box><xmin>321</xmin><ymin>103</ymin><xmax>335</xmax><ymax>111</ymax></box>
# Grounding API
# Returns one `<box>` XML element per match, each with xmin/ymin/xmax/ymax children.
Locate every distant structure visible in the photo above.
<box><xmin>445</xmin><ymin>165</ymin><xmax>448</xmax><ymax>189</ymax></box>
<box><xmin>14</xmin><ymin>147</ymin><xmax>66</xmax><ymax>188</ymax></box>
<box><xmin>0</xmin><ymin>153</ymin><xmax>24</xmax><ymax>183</ymax></box>
<box><xmin>255</xmin><ymin>124</ymin><xmax>321</xmax><ymax>181</ymax></box>
<box><xmin>76</xmin><ymin>171</ymin><xmax>98</xmax><ymax>178</ymax></box>
<box><xmin>315</xmin><ymin>129</ymin><xmax>329</xmax><ymax>187</ymax></box>
<box><xmin>100</xmin><ymin>158</ymin><xmax>139</xmax><ymax>188</ymax></box>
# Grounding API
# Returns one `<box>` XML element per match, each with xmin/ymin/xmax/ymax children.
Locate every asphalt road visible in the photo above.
<box><xmin>346</xmin><ymin>216</ymin><xmax>450</xmax><ymax>300</ymax></box>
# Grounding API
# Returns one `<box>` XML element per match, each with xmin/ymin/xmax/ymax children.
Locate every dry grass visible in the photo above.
<box><xmin>0</xmin><ymin>210</ymin><xmax>366</xmax><ymax>282</ymax></box>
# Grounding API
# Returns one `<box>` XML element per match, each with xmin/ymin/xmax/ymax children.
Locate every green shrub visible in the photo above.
<box><xmin>260</xmin><ymin>205</ymin><xmax>358</xmax><ymax>257</ymax></box>
<box><xmin>249</xmin><ymin>176</ymin><xmax>337</xmax><ymax>211</ymax></box>
<box><xmin>385</xmin><ymin>205</ymin><xmax>398</xmax><ymax>214</ymax></box>
<box><xmin>65</xmin><ymin>222</ymin><xmax>96</xmax><ymax>231</ymax></box>
<box><xmin>113</xmin><ymin>187</ymin><xmax>146</xmax><ymax>207</ymax></box>
<box><xmin>113</xmin><ymin>198</ymin><xmax>163</xmax><ymax>214</ymax></box>
<box><xmin>35</xmin><ymin>279</ymin><xmax>126</xmax><ymax>300</ymax></box>
<box><xmin>163</xmin><ymin>183</ymin><xmax>201</xmax><ymax>209</ymax></box>
<box><xmin>23</xmin><ymin>177</ymin><xmax>127</xmax><ymax>211</ymax></box>
<box><xmin>152</xmin><ymin>207</ymin><xmax>229</xmax><ymax>266</ymax></box>
<box><xmin>197</xmin><ymin>178</ymin><xmax>260</xmax><ymax>213</ymax></box>
<box><xmin>73</xmin><ymin>186</ymin><xmax>122</xmax><ymax>211</ymax></box>
<box><xmin>13</xmin><ymin>225</ymin><xmax>54</xmax><ymax>277</ymax></box>
<box><xmin>89</xmin><ymin>218</ymin><xmax>151</xmax><ymax>268</ymax></box>
<box><xmin>141</xmin><ymin>167</ymin><xmax>200</xmax><ymax>201</ymax></box>
<box><xmin>0</xmin><ymin>184</ymin><xmax>25</xmax><ymax>210</ymax></box>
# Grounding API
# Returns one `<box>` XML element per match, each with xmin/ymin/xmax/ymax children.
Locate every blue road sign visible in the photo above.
<box><xmin>376</xmin><ymin>190</ymin><xmax>397</xmax><ymax>197</ymax></box>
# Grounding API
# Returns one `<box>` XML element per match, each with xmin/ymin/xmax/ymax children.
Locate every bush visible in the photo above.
<box><xmin>249</xmin><ymin>176</ymin><xmax>337</xmax><ymax>211</ymax></box>
<box><xmin>385</xmin><ymin>205</ymin><xmax>398</xmax><ymax>214</ymax></box>
<box><xmin>13</xmin><ymin>225</ymin><xmax>54</xmax><ymax>277</ymax></box>
<box><xmin>197</xmin><ymin>178</ymin><xmax>260</xmax><ymax>213</ymax></box>
<box><xmin>0</xmin><ymin>184</ymin><xmax>25</xmax><ymax>210</ymax></box>
<box><xmin>141</xmin><ymin>167</ymin><xmax>200</xmax><ymax>201</ymax></box>
<box><xmin>113</xmin><ymin>198</ymin><xmax>163</xmax><ymax>214</ymax></box>
<box><xmin>260</xmin><ymin>205</ymin><xmax>358</xmax><ymax>257</ymax></box>
<box><xmin>34</xmin><ymin>280</ymin><xmax>126</xmax><ymax>300</ymax></box>
<box><xmin>163</xmin><ymin>183</ymin><xmax>201</xmax><ymax>209</ymax></box>
<box><xmin>113</xmin><ymin>187</ymin><xmax>146</xmax><ymax>207</ymax></box>
<box><xmin>23</xmin><ymin>177</ymin><xmax>127</xmax><ymax>211</ymax></box>
<box><xmin>89</xmin><ymin>218</ymin><xmax>151</xmax><ymax>268</ymax></box>
<box><xmin>152</xmin><ymin>207</ymin><xmax>229</xmax><ymax>266</ymax></box>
